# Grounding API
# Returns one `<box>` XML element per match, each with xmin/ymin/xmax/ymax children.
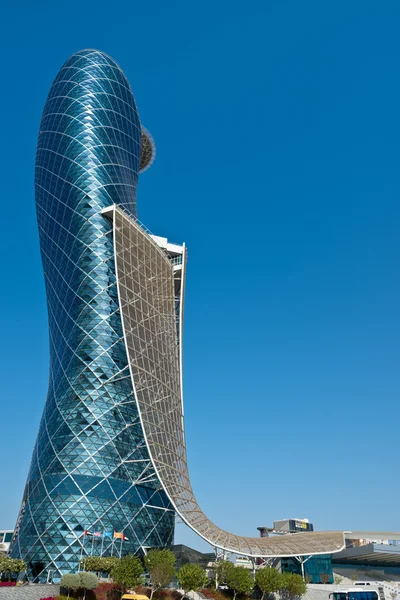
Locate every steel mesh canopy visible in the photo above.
<box><xmin>109</xmin><ymin>204</ymin><xmax>346</xmax><ymax>558</ymax></box>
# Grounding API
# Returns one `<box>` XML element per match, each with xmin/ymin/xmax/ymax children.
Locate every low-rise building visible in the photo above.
<box><xmin>171</xmin><ymin>544</ymin><xmax>215</xmax><ymax>573</ymax></box>
<box><xmin>0</xmin><ymin>530</ymin><xmax>14</xmax><ymax>553</ymax></box>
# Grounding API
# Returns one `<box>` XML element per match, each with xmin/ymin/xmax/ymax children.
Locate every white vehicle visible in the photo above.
<box><xmin>329</xmin><ymin>590</ymin><xmax>378</xmax><ymax>600</ymax></box>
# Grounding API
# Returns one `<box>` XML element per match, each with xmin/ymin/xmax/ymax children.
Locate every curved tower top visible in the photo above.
<box><xmin>36</xmin><ymin>48</ymin><xmax>153</xmax><ymax>220</ymax></box>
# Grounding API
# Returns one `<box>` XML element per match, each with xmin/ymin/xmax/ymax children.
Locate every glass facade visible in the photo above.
<box><xmin>9</xmin><ymin>49</ymin><xmax>174</xmax><ymax>582</ymax></box>
<box><xmin>281</xmin><ymin>555</ymin><xmax>333</xmax><ymax>583</ymax></box>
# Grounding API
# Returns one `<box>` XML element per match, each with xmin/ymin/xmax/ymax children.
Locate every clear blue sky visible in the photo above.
<box><xmin>1</xmin><ymin>0</ymin><xmax>400</xmax><ymax>552</ymax></box>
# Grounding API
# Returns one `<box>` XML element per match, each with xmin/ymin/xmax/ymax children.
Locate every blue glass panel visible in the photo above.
<box><xmin>10</xmin><ymin>49</ymin><xmax>174</xmax><ymax>583</ymax></box>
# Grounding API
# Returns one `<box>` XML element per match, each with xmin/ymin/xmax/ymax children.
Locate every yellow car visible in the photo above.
<box><xmin>121</xmin><ymin>595</ymin><xmax>150</xmax><ymax>600</ymax></box>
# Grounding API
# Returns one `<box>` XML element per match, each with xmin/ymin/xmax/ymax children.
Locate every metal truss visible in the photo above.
<box><xmin>214</xmin><ymin>548</ymin><xmax>232</xmax><ymax>561</ymax></box>
<box><xmin>109</xmin><ymin>203</ymin><xmax>346</xmax><ymax>559</ymax></box>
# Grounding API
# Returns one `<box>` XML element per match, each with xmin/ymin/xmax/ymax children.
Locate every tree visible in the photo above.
<box><xmin>79</xmin><ymin>572</ymin><xmax>99</xmax><ymax>599</ymax></box>
<box><xmin>177</xmin><ymin>563</ymin><xmax>208</xmax><ymax>599</ymax></box>
<box><xmin>144</xmin><ymin>549</ymin><xmax>176</xmax><ymax>600</ymax></box>
<box><xmin>279</xmin><ymin>572</ymin><xmax>307</xmax><ymax>600</ymax></box>
<box><xmin>320</xmin><ymin>573</ymin><xmax>330</xmax><ymax>584</ymax></box>
<box><xmin>81</xmin><ymin>556</ymin><xmax>102</xmax><ymax>573</ymax></box>
<box><xmin>349</xmin><ymin>573</ymin><xmax>358</xmax><ymax>582</ymax></box>
<box><xmin>61</xmin><ymin>573</ymin><xmax>81</xmax><ymax>597</ymax></box>
<box><xmin>214</xmin><ymin>560</ymin><xmax>235</xmax><ymax>590</ymax></box>
<box><xmin>81</xmin><ymin>556</ymin><xmax>118</xmax><ymax>575</ymax></box>
<box><xmin>334</xmin><ymin>575</ymin><xmax>343</xmax><ymax>585</ymax></box>
<box><xmin>255</xmin><ymin>566</ymin><xmax>282</xmax><ymax>600</ymax></box>
<box><xmin>110</xmin><ymin>555</ymin><xmax>144</xmax><ymax>591</ymax></box>
<box><xmin>0</xmin><ymin>557</ymin><xmax>26</xmax><ymax>581</ymax></box>
<box><xmin>226</xmin><ymin>566</ymin><xmax>253</xmax><ymax>600</ymax></box>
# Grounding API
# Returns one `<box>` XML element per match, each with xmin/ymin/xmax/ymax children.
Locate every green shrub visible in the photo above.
<box><xmin>226</xmin><ymin>566</ymin><xmax>253</xmax><ymax>600</ymax></box>
<box><xmin>81</xmin><ymin>557</ymin><xmax>118</xmax><ymax>575</ymax></box>
<box><xmin>255</xmin><ymin>566</ymin><xmax>282</xmax><ymax>600</ymax></box>
<box><xmin>79</xmin><ymin>571</ymin><xmax>99</xmax><ymax>598</ymax></box>
<box><xmin>61</xmin><ymin>573</ymin><xmax>81</xmax><ymax>596</ymax></box>
<box><xmin>110</xmin><ymin>555</ymin><xmax>144</xmax><ymax>591</ymax></box>
<box><xmin>279</xmin><ymin>572</ymin><xmax>306</xmax><ymax>600</ymax></box>
<box><xmin>177</xmin><ymin>564</ymin><xmax>208</xmax><ymax>596</ymax></box>
<box><xmin>144</xmin><ymin>549</ymin><xmax>176</xmax><ymax>600</ymax></box>
<box><xmin>80</xmin><ymin>572</ymin><xmax>99</xmax><ymax>591</ymax></box>
<box><xmin>0</xmin><ymin>557</ymin><xmax>26</xmax><ymax>575</ymax></box>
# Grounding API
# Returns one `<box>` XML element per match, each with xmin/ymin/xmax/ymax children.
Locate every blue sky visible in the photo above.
<box><xmin>1</xmin><ymin>0</ymin><xmax>400</xmax><ymax>552</ymax></box>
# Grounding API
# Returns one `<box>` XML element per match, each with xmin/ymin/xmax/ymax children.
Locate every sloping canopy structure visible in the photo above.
<box><xmin>106</xmin><ymin>203</ymin><xmax>346</xmax><ymax>558</ymax></box>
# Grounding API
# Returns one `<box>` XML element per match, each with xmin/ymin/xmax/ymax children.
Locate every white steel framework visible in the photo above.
<box><xmin>104</xmin><ymin>204</ymin><xmax>346</xmax><ymax>558</ymax></box>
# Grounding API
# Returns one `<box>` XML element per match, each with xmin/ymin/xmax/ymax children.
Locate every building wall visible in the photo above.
<box><xmin>9</xmin><ymin>50</ymin><xmax>174</xmax><ymax>583</ymax></box>
<box><xmin>280</xmin><ymin>555</ymin><xmax>334</xmax><ymax>583</ymax></box>
<box><xmin>0</xmin><ymin>530</ymin><xmax>14</xmax><ymax>553</ymax></box>
<box><xmin>172</xmin><ymin>545</ymin><xmax>214</xmax><ymax>570</ymax></box>
<box><xmin>273</xmin><ymin>519</ymin><xmax>314</xmax><ymax>533</ymax></box>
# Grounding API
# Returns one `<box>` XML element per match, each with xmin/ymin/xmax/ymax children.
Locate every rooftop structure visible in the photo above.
<box><xmin>274</xmin><ymin>519</ymin><xmax>314</xmax><ymax>534</ymax></box>
<box><xmin>333</xmin><ymin>533</ymin><xmax>400</xmax><ymax>568</ymax></box>
<box><xmin>333</xmin><ymin>543</ymin><xmax>400</xmax><ymax>567</ymax></box>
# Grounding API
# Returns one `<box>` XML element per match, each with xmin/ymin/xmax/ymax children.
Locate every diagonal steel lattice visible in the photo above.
<box><xmin>9</xmin><ymin>49</ymin><xmax>173</xmax><ymax>582</ymax></box>
<box><xmin>111</xmin><ymin>204</ymin><xmax>346</xmax><ymax>559</ymax></box>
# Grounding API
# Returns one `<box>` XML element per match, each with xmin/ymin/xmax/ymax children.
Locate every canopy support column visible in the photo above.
<box><xmin>294</xmin><ymin>555</ymin><xmax>312</xmax><ymax>580</ymax></box>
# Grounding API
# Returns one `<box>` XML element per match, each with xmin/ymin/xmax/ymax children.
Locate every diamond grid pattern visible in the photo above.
<box><xmin>10</xmin><ymin>50</ymin><xmax>174</xmax><ymax>582</ymax></box>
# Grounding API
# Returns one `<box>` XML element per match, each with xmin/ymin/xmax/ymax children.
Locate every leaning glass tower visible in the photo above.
<box><xmin>11</xmin><ymin>47</ymin><xmax>347</xmax><ymax>584</ymax></box>
<box><xmin>10</xmin><ymin>49</ymin><xmax>175</xmax><ymax>582</ymax></box>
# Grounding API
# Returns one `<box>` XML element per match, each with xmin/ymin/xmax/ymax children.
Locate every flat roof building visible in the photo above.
<box><xmin>274</xmin><ymin>519</ymin><xmax>314</xmax><ymax>533</ymax></box>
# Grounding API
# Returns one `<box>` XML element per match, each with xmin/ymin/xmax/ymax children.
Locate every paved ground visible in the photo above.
<box><xmin>0</xmin><ymin>584</ymin><xmax>59</xmax><ymax>600</ymax></box>
<box><xmin>303</xmin><ymin>586</ymin><xmax>334</xmax><ymax>600</ymax></box>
